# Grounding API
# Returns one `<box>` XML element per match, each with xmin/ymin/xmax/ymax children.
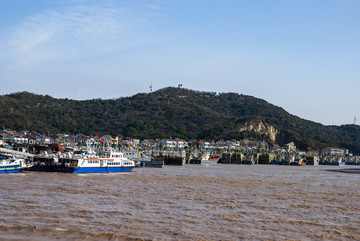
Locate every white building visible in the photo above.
<box><xmin>7</xmin><ymin>136</ymin><xmax>29</xmax><ymax>144</ymax></box>
<box><xmin>284</xmin><ymin>142</ymin><xmax>296</xmax><ymax>152</ymax></box>
<box><xmin>160</xmin><ymin>139</ymin><xmax>187</xmax><ymax>149</ymax></box>
<box><xmin>200</xmin><ymin>141</ymin><xmax>210</xmax><ymax>148</ymax></box>
<box><xmin>140</xmin><ymin>139</ymin><xmax>158</xmax><ymax>147</ymax></box>
<box><xmin>321</xmin><ymin>147</ymin><xmax>347</xmax><ymax>155</ymax></box>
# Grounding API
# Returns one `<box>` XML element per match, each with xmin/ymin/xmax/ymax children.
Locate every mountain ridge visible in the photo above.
<box><xmin>1</xmin><ymin>87</ymin><xmax>359</xmax><ymax>153</ymax></box>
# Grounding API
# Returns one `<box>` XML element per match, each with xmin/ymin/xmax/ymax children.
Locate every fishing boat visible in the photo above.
<box><xmin>331</xmin><ymin>156</ymin><xmax>346</xmax><ymax>166</ymax></box>
<box><xmin>0</xmin><ymin>157</ymin><xmax>29</xmax><ymax>173</ymax></box>
<box><xmin>155</xmin><ymin>150</ymin><xmax>186</xmax><ymax>166</ymax></box>
<box><xmin>280</xmin><ymin>153</ymin><xmax>295</xmax><ymax>165</ymax></box>
<box><xmin>189</xmin><ymin>152</ymin><xmax>221</xmax><ymax>165</ymax></box>
<box><xmin>305</xmin><ymin>155</ymin><xmax>319</xmax><ymax>165</ymax></box>
<box><xmin>122</xmin><ymin>150</ymin><xmax>164</xmax><ymax>167</ymax></box>
<box><xmin>30</xmin><ymin>151</ymin><xmax>135</xmax><ymax>173</ymax></box>
<box><xmin>258</xmin><ymin>153</ymin><xmax>277</xmax><ymax>164</ymax></box>
<box><xmin>291</xmin><ymin>155</ymin><xmax>306</xmax><ymax>166</ymax></box>
<box><xmin>270</xmin><ymin>154</ymin><xmax>281</xmax><ymax>165</ymax></box>
<box><xmin>242</xmin><ymin>154</ymin><xmax>255</xmax><ymax>165</ymax></box>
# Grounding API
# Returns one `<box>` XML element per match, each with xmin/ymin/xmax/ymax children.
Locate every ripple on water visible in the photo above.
<box><xmin>1</xmin><ymin>165</ymin><xmax>360</xmax><ymax>240</ymax></box>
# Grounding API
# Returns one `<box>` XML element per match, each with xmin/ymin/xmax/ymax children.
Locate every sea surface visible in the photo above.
<box><xmin>1</xmin><ymin>165</ymin><xmax>359</xmax><ymax>241</ymax></box>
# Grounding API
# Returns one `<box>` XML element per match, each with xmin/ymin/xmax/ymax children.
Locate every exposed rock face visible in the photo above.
<box><xmin>237</xmin><ymin>119</ymin><xmax>279</xmax><ymax>142</ymax></box>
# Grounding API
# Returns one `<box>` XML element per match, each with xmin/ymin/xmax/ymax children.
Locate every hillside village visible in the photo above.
<box><xmin>0</xmin><ymin>128</ymin><xmax>351</xmax><ymax>158</ymax></box>
<box><xmin>1</xmin><ymin>89</ymin><xmax>360</xmax><ymax>154</ymax></box>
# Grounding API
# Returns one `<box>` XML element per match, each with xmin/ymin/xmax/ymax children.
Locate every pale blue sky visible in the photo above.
<box><xmin>0</xmin><ymin>0</ymin><xmax>359</xmax><ymax>125</ymax></box>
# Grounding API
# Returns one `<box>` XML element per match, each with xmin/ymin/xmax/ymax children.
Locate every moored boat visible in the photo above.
<box><xmin>156</xmin><ymin>150</ymin><xmax>186</xmax><ymax>166</ymax></box>
<box><xmin>258</xmin><ymin>153</ymin><xmax>277</xmax><ymax>164</ymax></box>
<box><xmin>0</xmin><ymin>157</ymin><xmax>29</xmax><ymax>173</ymax></box>
<box><xmin>270</xmin><ymin>155</ymin><xmax>281</xmax><ymax>165</ymax></box>
<box><xmin>30</xmin><ymin>151</ymin><xmax>135</xmax><ymax>173</ymax></box>
<box><xmin>123</xmin><ymin>150</ymin><xmax>164</xmax><ymax>167</ymax></box>
<box><xmin>305</xmin><ymin>155</ymin><xmax>319</xmax><ymax>165</ymax></box>
<box><xmin>189</xmin><ymin>152</ymin><xmax>221</xmax><ymax>165</ymax></box>
<box><xmin>242</xmin><ymin>154</ymin><xmax>255</xmax><ymax>165</ymax></box>
<box><xmin>164</xmin><ymin>156</ymin><xmax>186</xmax><ymax>165</ymax></box>
<box><xmin>331</xmin><ymin>156</ymin><xmax>346</xmax><ymax>166</ymax></box>
<box><xmin>279</xmin><ymin>153</ymin><xmax>296</xmax><ymax>165</ymax></box>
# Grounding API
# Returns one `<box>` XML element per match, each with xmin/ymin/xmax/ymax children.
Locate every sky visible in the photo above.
<box><xmin>0</xmin><ymin>0</ymin><xmax>359</xmax><ymax>126</ymax></box>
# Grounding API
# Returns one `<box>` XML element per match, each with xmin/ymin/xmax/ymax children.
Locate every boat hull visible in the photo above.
<box><xmin>189</xmin><ymin>159</ymin><xmax>219</xmax><ymax>165</ymax></box>
<box><xmin>164</xmin><ymin>156</ymin><xmax>185</xmax><ymax>166</ymax></box>
<box><xmin>332</xmin><ymin>162</ymin><xmax>346</xmax><ymax>166</ymax></box>
<box><xmin>306</xmin><ymin>161</ymin><xmax>319</xmax><ymax>166</ymax></box>
<box><xmin>242</xmin><ymin>160</ymin><xmax>254</xmax><ymax>165</ymax></box>
<box><xmin>270</xmin><ymin>160</ymin><xmax>281</xmax><ymax>165</ymax></box>
<box><xmin>0</xmin><ymin>168</ymin><xmax>24</xmax><ymax>173</ymax></box>
<box><xmin>141</xmin><ymin>160</ymin><xmax>165</xmax><ymax>168</ymax></box>
<box><xmin>200</xmin><ymin>159</ymin><xmax>219</xmax><ymax>165</ymax></box>
<box><xmin>29</xmin><ymin>166</ymin><xmax>53</xmax><ymax>172</ymax></box>
<box><xmin>189</xmin><ymin>159</ymin><xmax>202</xmax><ymax>164</ymax></box>
<box><xmin>29</xmin><ymin>165</ymin><xmax>134</xmax><ymax>173</ymax></box>
<box><xmin>74</xmin><ymin>166</ymin><xmax>134</xmax><ymax>173</ymax></box>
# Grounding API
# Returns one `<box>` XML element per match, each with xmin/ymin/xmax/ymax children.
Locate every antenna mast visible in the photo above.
<box><xmin>149</xmin><ymin>84</ymin><xmax>152</xmax><ymax>92</ymax></box>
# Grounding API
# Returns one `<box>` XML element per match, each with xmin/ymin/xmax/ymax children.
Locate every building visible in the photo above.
<box><xmin>160</xmin><ymin>139</ymin><xmax>187</xmax><ymax>149</ymax></box>
<box><xmin>140</xmin><ymin>139</ymin><xmax>158</xmax><ymax>148</ymax></box>
<box><xmin>284</xmin><ymin>142</ymin><xmax>296</xmax><ymax>152</ymax></box>
<box><xmin>321</xmin><ymin>147</ymin><xmax>347</xmax><ymax>155</ymax></box>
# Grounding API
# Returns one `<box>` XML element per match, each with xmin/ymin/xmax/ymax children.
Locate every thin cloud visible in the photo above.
<box><xmin>1</xmin><ymin>2</ymin><xmax>160</xmax><ymax>68</ymax></box>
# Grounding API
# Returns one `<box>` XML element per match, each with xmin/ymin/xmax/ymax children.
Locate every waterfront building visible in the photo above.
<box><xmin>159</xmin><ymin>139</ymin><xmax>187</xmax><ymax>149</ymax></box>
<box><xmin>140</xmin><ymin>139</ymin><xmax>158</xmax><ymax>148</ymax></box>
<box><xmin>6</xmin><ymin>134</ymin><xmax>29</xmax><ymax>144</ymax></box>
<box><xmin>284</xmin><ymin>142</ymin><xmax>296</xmax><ymax>152</ymax></box>
<box><xmin>321</xmin><ymin>147</ymin><xmax>348</xmax><ymax>155</ymax></box>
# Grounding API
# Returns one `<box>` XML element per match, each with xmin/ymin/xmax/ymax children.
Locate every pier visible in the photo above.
<box><xmin>0</xmin><ymin>147</ymin><xmax>34</xmax><ymax>158</ymax></box>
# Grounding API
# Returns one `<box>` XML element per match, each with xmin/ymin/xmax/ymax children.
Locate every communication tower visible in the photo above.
<box><xmin>149</xmin><ymin>84</ymin><xmax>152</xmax><ymax>92</ymax></box>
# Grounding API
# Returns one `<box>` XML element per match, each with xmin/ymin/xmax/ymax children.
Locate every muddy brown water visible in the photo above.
<box><xmin>1</xmin><ymin>165</ymin><xmax>359</xmax><ymax>240</ymax></box>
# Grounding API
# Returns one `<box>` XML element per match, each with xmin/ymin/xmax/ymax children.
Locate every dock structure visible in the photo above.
<box><xmin>163</xmin><ymin>156</ymin><xmax>185</xmax><ymax>166</ymax></box>
<box><xmin>151</xmin><ymin>150</ymin><xmax>186</xmax><ymax>166</ymax></box>
<box><xmin>219</xmin><ymin>151</ymin><xmax>244</xmax><ymax>164</ymax></box>
<box><xmin>142</xmin><ymin>160</ymin><xmax>165</xmax><ymax>168</ymax></box>
<box><xmin>257</xmin><ymin>153</ymin><xmax>277</xmax><ymax>164</ymax></box>
<box><xmin>231</xmin><ymin>152</ymin><xmax>243</xmax><ymax>164</ymax></box>
<box><xmin>0</xmin><ymin>147</ymin><xmax>35</xmax><ymax>159</ymax></box>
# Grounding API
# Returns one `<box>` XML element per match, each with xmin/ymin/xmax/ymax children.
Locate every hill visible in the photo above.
<box><xmin>0</xmin><ymin>87</ymin><xmax>359</xmax><ymax>153</ymax></box>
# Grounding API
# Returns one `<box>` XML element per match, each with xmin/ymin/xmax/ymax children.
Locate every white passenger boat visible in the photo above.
<box><xmin>30</xmin><ymin>151</ymin><xmax>135</xmax><ymax>173</ymax></box>
<box><xmin>0</xmin><ymin>157</ymin><xmax>29</xmax><ymax>173</ymax></box>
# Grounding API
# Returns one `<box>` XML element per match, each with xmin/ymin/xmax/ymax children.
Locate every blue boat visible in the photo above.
<box><xmin>331</xmin><ymin>156</ymin><xmax>346</xmax><ymax>166</ymax></box>
<box><xmin>30</xmin><ymin>151</ymin><xmax>135</xmax><ymax>173</ymax></box>
<box><xmin>0</xmin><ymin>158</ymin><xmax>28</xmax><ymax>173</ymax></box>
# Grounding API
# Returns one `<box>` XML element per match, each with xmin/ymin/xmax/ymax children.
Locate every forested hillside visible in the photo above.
<box><xmin>1</xmin><ymin>87</ymin><xmax>359</xmax><ymax>153</ymax></box>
